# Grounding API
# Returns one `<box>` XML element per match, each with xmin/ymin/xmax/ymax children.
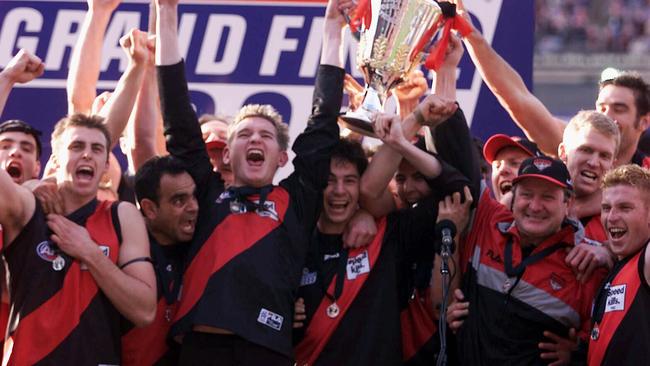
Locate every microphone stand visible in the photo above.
<box><xmin>436</xmin><ymin>240</ymin><xmax>452</xmax><ymax>366</ymax></box>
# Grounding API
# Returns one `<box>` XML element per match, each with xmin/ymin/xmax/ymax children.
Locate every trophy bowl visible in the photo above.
<box><xmin>341</xmin><ymin>0</ymin><xmax>444</xmax><ymax>137</ymax></box>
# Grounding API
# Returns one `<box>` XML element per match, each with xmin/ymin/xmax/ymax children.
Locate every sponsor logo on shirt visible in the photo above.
<box><xmin>255</xmin><ymin>200</ymin><xmax>279</xmax><ymax>221</ymax></box>
<box><xmin>300</xmin><ymin>268</ymin><xmax>317</xmax><ymax>286</ymax></box>
<box><xmin>257</xmin><ymin>308</ymin><xmax>283</xmax><ymax>331</ymax></box>
<box><xmin>323</xmin><ymin>253</ymin><xmax>340</xmax><ymax>261</ymax></box>
<box><xmin>549</xmin><ymin>273</ymin><xmax>566</xmax><ymax>291</ymax></box>
<box><xmin>346</xmin><ymin>250</ymin><xmax>370</xmax><ymax>280</ymax></box>
<box><xmin>605</xmin><ymin>284</ymin><xmax>626</xmax><ymax>313</ymax></box>
<box><xmin>485</xmin><ymin>249</ymin><xmax>503</xmax><ymax>264</ymax></box>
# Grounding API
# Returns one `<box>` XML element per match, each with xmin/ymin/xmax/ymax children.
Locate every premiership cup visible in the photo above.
<box><xmin>341</xmin><ymin>0</ymin><xmax>444</xmax><ymax>137</ymax></box>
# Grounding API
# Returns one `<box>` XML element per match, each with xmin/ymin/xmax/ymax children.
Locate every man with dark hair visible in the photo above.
<box><xmin>0</xmin><ymin>113</ymin><xmax>156</xmax><ymax>365</ymax></box>
<box><xmin>597</xmin><ymin>72</ymin><xmax>650</xmax><ymax>167</ymax></box>
<box><xmin>0</xmin><ymin>119</ymin><xmax>43</xmax><ymax>184</ymax></box>
<box><xmin>121</xmin><ymin>155</ymin><xmax>198</xmax><ymax>365</ymax></box>
<box><xmin>293</xmin><ymin>131</ymin><xmax>462</xmax><ymax>365</ymax></box>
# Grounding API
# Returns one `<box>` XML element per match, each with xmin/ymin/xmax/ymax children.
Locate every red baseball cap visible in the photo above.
<box><xmin>482</xmin><ymin>134</ymin><xmax>540</xmax><ymax>164</ymax></box>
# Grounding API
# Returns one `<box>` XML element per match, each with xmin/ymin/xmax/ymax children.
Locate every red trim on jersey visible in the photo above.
<box><xmin>7</xmin><ymin>201</ymin><xmax>119</xmax><ymax>366</ymax></box>
<box><xmin>174</xmin><ymin>188</ymin><xmax>290</xmax><ymax>322</ymax></box>
<box><xmin>295</xmin><ymin>217</ymin><xmax>387</xmax><ymax>366</ymax></box>
<box><xmin>588</xmin><ymin>250</ymin><xmax>643</xmax><ymax>366</ymax></box>
<box><xmin>401</xmin><ymin>288</ymin><xmax>436</xmax><ymax>362</ymax></box>
<box><xmin>122</xmin><ymin>298</ymin><xmax>176</xmax><ymax>366</ymax></box>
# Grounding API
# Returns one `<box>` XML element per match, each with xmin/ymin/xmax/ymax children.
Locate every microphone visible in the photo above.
<box><xmin>434</xmin><ymin>219</ymin><xmax>457</xmax><ymax>258</ymax></box>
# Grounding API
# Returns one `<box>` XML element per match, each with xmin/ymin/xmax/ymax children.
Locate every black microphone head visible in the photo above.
<box><xmin>435</xmin><ymin>219</ymin><xmax>457</xmax><ymax>238</ymax></box>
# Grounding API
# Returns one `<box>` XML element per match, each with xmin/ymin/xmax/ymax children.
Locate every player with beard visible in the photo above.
<box><xmin>155</xmin><ymin>0</ymin><xmax>377</xmax><ymax>364</ymax></box>
<box><xmin>0</xmin><ymin>114</ymin><xmax>156</xmax><ymax>365</ymax></box>
<box><xmin>121</xmin><ymin>155</ymin><xmax>198</xmax><ymax>366</ymax></box>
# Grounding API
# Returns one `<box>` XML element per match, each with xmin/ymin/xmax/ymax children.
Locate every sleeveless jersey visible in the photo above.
<box><xmin>588</xmin><ymin>243</ymin><xmax>650</xmax><ymax>365</ymax></box>
<box><xmin>3</xmin><ymin>200</ymin><xmax>122</xmax><ymax>366</ymax></box>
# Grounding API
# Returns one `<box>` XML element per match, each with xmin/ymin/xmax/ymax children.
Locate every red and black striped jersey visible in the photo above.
<box><xmin>588</xmin><ymin>243</ymin><xmax>650</xmax><ymax>365</ymax></box>
<box><xmin>159</xmin><ymin>60</ymin><xmax>344</xmax><ymax>357</ymax></box>
<box><xmin>3</xmin><ymin>199</ymin><xmax>122</xmax><ymax>366</ymax></box>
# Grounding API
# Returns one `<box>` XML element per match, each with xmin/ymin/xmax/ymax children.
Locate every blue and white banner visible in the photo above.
<box><xmin>0</xmin><ymin>0</ymin><xmax>533</xmax><ymax>170</ymax></box>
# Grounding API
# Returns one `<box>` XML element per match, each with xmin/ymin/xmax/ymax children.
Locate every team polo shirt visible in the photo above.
<box><xmin>457</xmin><ymin>189</ymin><xmax>601</xmax><ymax>366</ymax></box>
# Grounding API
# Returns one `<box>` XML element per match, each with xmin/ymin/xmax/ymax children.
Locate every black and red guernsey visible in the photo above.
<box><xmin>588</xmin><ymin>243</ymin><xmax>650</xmax><ymax>366</ymax></box>
<box><xmin>3</xmin><ymin>199</ymin><xmax>122</xmax><ymax>366</ymax></box>
<box><xmin>158</xmin><ymin>61</ymin><xmax>343</xmax><ymax>357</ymax></box>
<box><xmin>294</xmin><ymin>203</ymin><xmax>446</xmax><ymax>365</ymax></box>
<box><xmin>121</xmin><ymin>236</ymin><xmax>185</xmax><ymax>366</ymax></box>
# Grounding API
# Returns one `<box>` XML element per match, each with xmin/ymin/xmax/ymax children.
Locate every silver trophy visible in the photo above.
<box><xmin>341</xmin><ymin>0</ymin><xmax>443</xmax><ymax>137</ymax></box>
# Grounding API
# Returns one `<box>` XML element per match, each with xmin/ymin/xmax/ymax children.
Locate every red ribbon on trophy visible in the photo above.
<box><xmin>422</xmin><ymin>2</ymin><xmax>473</xmax><ymax>71</ymax></box>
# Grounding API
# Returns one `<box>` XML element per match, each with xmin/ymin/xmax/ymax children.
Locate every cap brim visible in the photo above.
<box><xmin>483</xmin><ymin>134</ymin><xmax>535</xmax><ymax>163</ymax></box>
<box><xmin>512</xmin><ymin>174</ymin><xmax>570</xmax><ymax>189</ymax></box>
<box><xmin>206</xmin><ymin>140</ymin><xmax>226</xmax><ymax>150</ymax></box>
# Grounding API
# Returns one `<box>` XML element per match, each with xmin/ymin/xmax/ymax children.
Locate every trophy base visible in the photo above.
<box><xmin>339</xmin><ymin>111</ymin><xmax>377</xmax><ymax>138</ymax></box>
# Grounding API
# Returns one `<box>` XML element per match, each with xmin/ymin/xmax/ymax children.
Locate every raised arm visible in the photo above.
<box><xmin>450</xmin><ymin>0</ymin><xmax>565</xmax><ymax>156</ymax></box>
<box><xmin>122</xmin><ymin>33</ymin><xmax>165</xmax><ymax>173</ymax></box>
<box><xmin>359</xmin><ymin>95</ymin><xmax>457</xmax><ymax>217</ymax></box>
<box><xmin>46</xmin><ymin>202</ymin><xmax>156</xmax><ymax>326</ymax></box>
<box><xmin>0</xmin><ymin>168</ymin><xmax>36</xmax><ymax>248</ymax></box>
<box><xmin>0</xmin><ymin>50</ymin><xmax>45</xmax><ymax>117</ymax></box>
<box><xmin>67</xmin><ymin>0</ymin><xmax>122</xmax><ymax>114</ymax></box>
<box><xmin>287</xmin><ymin>0</ymin><xmax>349</xmax><ymax>189</ymax></box>
<box><xmin>99</xmin><ymin>29</ymin><xmax>150</xmax><ymax>149</ymax></box>
<box><xmin>155</xmin><ymin>0</ymin><xmax>213</xmax><ymax>195</ymax></box>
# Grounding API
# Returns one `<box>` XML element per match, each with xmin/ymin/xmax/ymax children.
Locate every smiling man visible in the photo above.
<box><xmin>0</xmin><ymin>114</ymin><xmax>156</xmax><ymax>365</ymax></box>
<box><xmin>588</xmin><ymin>164</ymin><xmax>650</xmax><ymax>365</ymax></box>
<box><xmin>453</xmin><ymin>156</ymin><xmax>602</xmax><ymax>366</ymax></box>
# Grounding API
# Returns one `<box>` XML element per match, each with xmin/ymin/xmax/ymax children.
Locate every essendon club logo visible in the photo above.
<box><xmin>36</xmin><ymin>241</ymin><xmax>57</xmax><ymax>262</ymax></box>
<box><xmin>533</xmin><ymin>159</ymin><xmax>552</xmax><ymax>171</ymax></box>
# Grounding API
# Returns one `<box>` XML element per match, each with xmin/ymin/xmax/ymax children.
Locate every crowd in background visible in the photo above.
<box><xmin>536</xmin><ymin>0</ymin><xmax>650</xmax><ymax>53</ymax></box>
<box><xmin>0</xmin><ymin>0</ymin><xmax>648</xmax><ymax>365</ymax></box>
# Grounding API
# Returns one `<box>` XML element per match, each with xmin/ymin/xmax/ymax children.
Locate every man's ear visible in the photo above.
<box><xmin>639</xmin><ymin>112</ymin><xmax>650</xmax><ymax>131</ymax></box>
<box><xmin>32</xmin><ymin>160</ymin><xmax>41</xmax><ymax>179</ymax></box>
<box><xmin>222</xmin><ymin>146</ymin><xmax>231</xmax><ymax>165</ymax></box>
<box><xmin>558</xmin><ymin>142</ymin><xmax>568</xmax><ymax>163</ymax></box>
<box><xmin>277</xmin><ymin>150</ymin><xmax>289</xmax><ymax>168</ymax></box>
<box><xmin>139</xmin><ymin>198</ymin><xmax>157</xmax><ymax>220</ymax></box>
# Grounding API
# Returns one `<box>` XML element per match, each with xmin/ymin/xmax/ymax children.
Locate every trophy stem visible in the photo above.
<box><xmin>340</xmin><ymin>86</ymin><xmax>387</xmax><ymax>138</ymax></box>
